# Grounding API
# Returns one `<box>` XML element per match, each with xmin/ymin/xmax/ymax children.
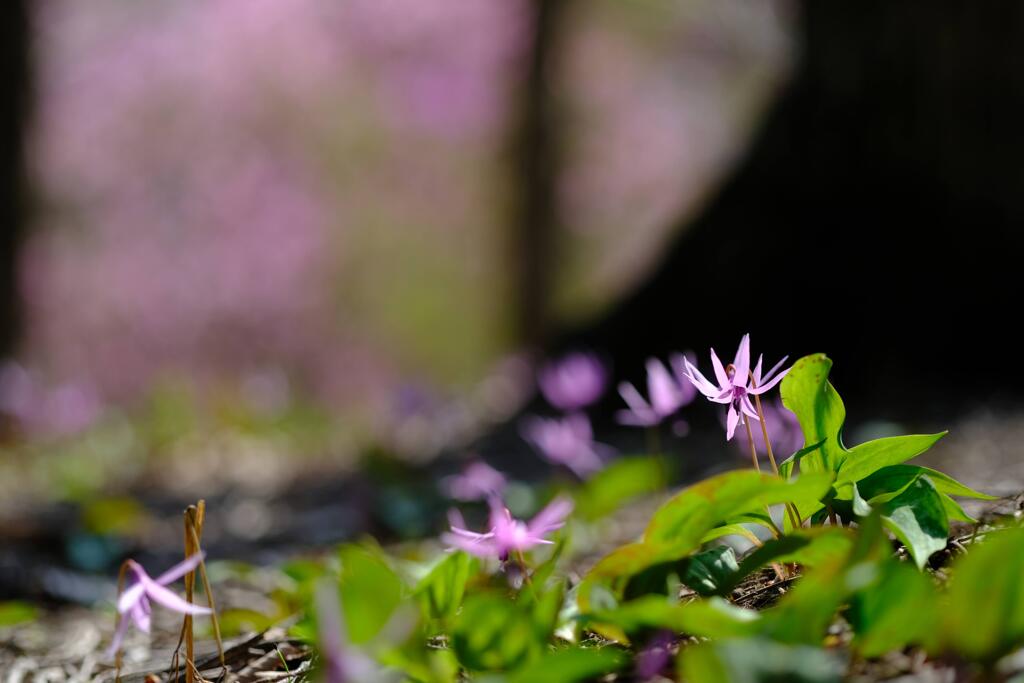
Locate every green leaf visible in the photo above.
<box><xmin>876</xmin><ymin>476</ymin><xmax>949</xmax><ymax>569</ymax></box>
<box><xmin>582</xmin><ymin>596</ymin><xmax>760</xmax><ymax>639</ymax></box>
<box><xmin>644</xmin><ymin>470</ymin><xmax>832</xmax><ymax>549</ymax></box>
<box><xmin>452</xmin><ymin>594</ymin><xmax>545</xmax><ymax>671</ymax></box>
<box><xmin>415</xmin><ymin>551</ymin><xmax>475</xmax><ymax>624</ymax></box>
<box><xmin>574</xmin><ymin>456</ymin><xmax>667</xmax><ymax>521</ymax></box>
<box><xmin>942</xmin><ymin>527</ymin><xmax>1024</xmax><ymax>662</ymax></box>
<box><xmin>338</xmin><ymin>545</ymin><xmax>405</xmax><ymax>644</ymax></box>
<box><xmin>847</xmin><ymin>559</ymin><xmax>938</xmax><ymax>657</ymax></box>
<box><xmin>679</xmin><ymin>638</ymin><xmax>846</xmax><ymax>683</ymax></box>
<box><xmin>504</xmin><ymin>647</ymin><xmax>627</xmax><ymax>683</ymax></box>
<box><xmin>720</xmin><ymin>529</ymin><xmax>854</xmax><ymax>596</ymax></box>
<box><xmin>780</xmin><ymin>354</ymin><xmax>848</xmax><ymax>474</ymax></box>
<box><xmin>681</xmin><ymin>546</ymin><xmax>740</xmax><ymax>596</ymax></box>
<box><xmin>0</xmin><ymin>601</ymin><xmax>38</xmax><ymax>627</ymax></box>
<box><xmin>581</xmin><ymin>471</ymin><xmax>832</xmax><ymax>611</ymax></box>
<box><xmin>835</xmin><ymin>433</ymin><xmax>946</xmax><ymax>486</ymax></box>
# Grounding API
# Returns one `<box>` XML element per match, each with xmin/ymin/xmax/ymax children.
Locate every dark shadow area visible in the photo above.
<box><xmin>562</xmin><ymin>1</ymin><xmax>1024</xmax><ymax>421</ymax></box>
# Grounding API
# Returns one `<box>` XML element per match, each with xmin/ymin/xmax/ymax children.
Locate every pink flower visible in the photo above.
<box><xmin>441</xmin><ymin>497</ymin><xmax>572</xmax><ymax>561</ymax></box>
<box><xmin>521</xmin><ymin>413</ymin><xmax>610</xmax><ymax>478</ymax></box>
<box><xmin>683</xmin><ymin>334</ymin><xmax>789</xmax><ymax>441</ymax></box>
<box><xmin>537</xmin><ymin>351</ymin><xmax>608</xmax><ymax>411</ymax></box>
<box><xmin>442</xmin><ymin>460</ymin><xmax>507</xmax><ymax>501</ymax></box>
<box><xmin>615</xmin><ymin>355</ymin><xmax>696</xmax><ymax>427</ymax></box>
<box><xmin>107</xmin><ymin>553</ymin><xmax>211</xmax><ymax>658</ymax></box>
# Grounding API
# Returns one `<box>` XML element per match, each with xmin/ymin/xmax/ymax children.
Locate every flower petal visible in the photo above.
<box><xmin>749</xmin><ymin>365</ymin><xmax>790</xmax><ymax>394</ymax></box>
<box><xmin>139</xmin><ymin>577</ymin><xmax>212</xmax><ymax>615</ymax></box>
<box><xmin>710</xmin><ymin>349</ymin><xmax>730</xmax><ymax>387</ymax></box>
<box><xmin>154</xmin><ymin>552</ymin><xmax>206</xmax><ymax>586</ymax></box>
<box><xmin>106</xmin><ymin>610</ymin><xmax>133</xmax><ymax>659</ymax></box>
<box><xmin>682</xmin><ymin>359</ymin><xmax>721</xmax><ymax>398</ymax></box>
<box><xmin>646</xmin><ymin>358</ymin><xmax>681</xmax><ymax>416</ymax></box>
<box><xmin>758</xmin><ymin>356</ymin><xmax>790</xmax><ymax>387</ymax></box>
<box><xmin>617</xmin><ymin>381</ymin><xmax>650</xmax><ymax>413</ymax></box>
<box><xmin>529</xmin><ymin>496</ymin><xmax>573</xmax><ymax>536</ymax></box>
<box><xmin>117</xmin><ymin>582</ymin><xmax>146</xmax><ymax>614</ymax></box>
<box><xmin>725</xmin><ymin>407</ymin><xmax>740</xmax><ymax>441</ymax></box>
<box><xmin>733</xmin><ymin>334</ymin><xmax>751</xmax><ymax>385</ymax></box>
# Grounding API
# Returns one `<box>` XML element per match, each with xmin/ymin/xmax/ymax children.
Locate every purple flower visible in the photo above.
<box><xmin>521</xmin><ymin>413</ymin><xmax>611</xmax><ymax>478</ymax></box>
<box><xmin>537</xmin><ymin>351</ymin><xmax>609</xmax><ymax>411</ymax></box>
<box><xmin>441</xmin><ymin>460</ymin><xmax>507</xmax><ymax>501</ymax></box>
<box><xmin>108</xmin><ymin>553</ymin><xmax>212</xmax><ymax>658</ymax></box>
<box><xmin>733</xmin><ymin>397</ymin><xmax>803</xmax><ymax>461</ymax></box>
<box><xmin>441</xmin><ymin>497</ymin><xmax>572</xmax><ymax>561</ymax></box>
<box><xmin>683</xmin><ymin>334</ymin><xmax>789</xmax><ymax>441</ymax></box>
<box><xmin>615</xmin><ymin>355</ymin><xmax>696</xmax><ymax>427</ymax></box>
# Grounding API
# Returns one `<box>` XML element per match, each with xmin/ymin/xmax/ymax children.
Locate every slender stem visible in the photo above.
<box><xmin>748</xmin><ymin>373</ymin><xmax>804</xmax><ymax>530</ymax></box>
<box><xmin>751</xmin><ymin>391</ymin><xmax>780</xmax><ymax>476</ymax></box>
<box><xmin>828</xmin><ymin>507</ymin><xmax>839</xmax><ymax>527</ymax></box>
<box><xmin>743</xmin><ymin>420</ymin><xmax>762</xmax><ymax>473</ymax></box>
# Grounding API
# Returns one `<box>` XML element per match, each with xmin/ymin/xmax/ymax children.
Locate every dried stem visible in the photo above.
<box><xmin>176</xmin><ymin>501</ymin><xmax>225</xmax><ymax>683</ymax></box>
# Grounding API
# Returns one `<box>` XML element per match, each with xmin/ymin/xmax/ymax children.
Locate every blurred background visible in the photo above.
<box><xmin>2</xmin><ymin>0</ymin><xmax>1023</xmax><ymax>595</ymax></box>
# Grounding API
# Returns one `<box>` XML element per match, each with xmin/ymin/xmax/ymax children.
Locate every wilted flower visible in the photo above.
<box><xmin>441</xmin><ymin>460</ymin><xmax>507</xmax><ymax>501</ymax></box>
<box><xmin>521</xmin><ymin>413</ymin><xmax>611</xmax><ymax>478</ymax></box>
<box><xmin>616</xmin><ymin>355</ymin><xmax>696</xmax><ymax>427</ymax></box>
<box><xmin>108</xmin><ymin>553</ymin><xmax>211</xmax><ymax>658</ymax></box>
<box><xmin>683</xmin><ymin>334</ymin><xmax>789</xmax><ymax>440</ymax></box>
<box><xmin>733</xmin><ymin>397</ymin><xmax>803</xmax><ymax>460</ymax></box>
<box><xmin>537</xmin><ymin>351</ymin><xmax>609</xmax><ymax>411</ymax></box>
<box><xmin>442</xmin><ymin>497</ymin><xmax>572</xmax><ymax>561</ymax></box>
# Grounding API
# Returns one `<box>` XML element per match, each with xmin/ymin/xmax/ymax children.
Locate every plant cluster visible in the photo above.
<box><xmin>108</xmin><ymin>342</ymin><xmax>1023</xmax><ymax>682</ymax></box>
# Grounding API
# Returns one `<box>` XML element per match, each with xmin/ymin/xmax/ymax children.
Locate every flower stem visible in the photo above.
<box><xmin>749</xmin><ymin>373</ymin><xmax>803</xmax><ymax>530</ymax></box>
<box><xmin>743</xmin><ymin>420</ymin><xmax>762</xmax><ymax>473</ymax></box>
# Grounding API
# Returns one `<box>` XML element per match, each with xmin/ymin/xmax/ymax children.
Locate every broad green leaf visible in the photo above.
<box><xmin>503</xmin><ymin>647</ymin><xmax>627</xmax><ymax>683</ymax></box>
<box><xmin>876</xmin><ymin>477</ymin><xmax>949</xmax><ymax>569</ymax></box>
<box><xmin>941</xmin><ymin>527</ymin><xmax>1024</xmax><ymax>662</ymax></box>
<box><xmin>338</xmin><ymin>545</ymin><xmax>405</xmax><ymax>644</ymax></box>
<box><xmin>780</xmin><ymin>354</ymin><xmax>847</xmax><ymax>474</ymax></box>
<box><xmin>453</xmin><ymin>594</ymin><xmax>545</xmax><ymax>671</ymax></box>
<box><xmin>679</xmin><ymin>638</ymin><xmax>846</xmax><ymax>683</ymax></box>
<box><xmin>582</xmin><ymin>596</ymin><xmax>760</xmax><ymax>639</ymax></box>
<box><xmin>940</xmin><ymin>493</ymin><xmax>974</xmax><ymax>523</ymax></box>
<box><xmin>835</xmin><ymin>433</ymin><xmax>946</xmax><ymax>486</ymax></box>
<box><xmin>574</xmin><ymin>456</ymin><xmax>667</xmax><ymax>521</ymax></box>
<box><xmin>844</xmin><ymin>463</ymin><xmax>993</xmax><ymax>501</ymax></box>
<box><xmin>847</xmin><ymin>559</ymin><xmax>938</xmax><ymax>657</ymax></box>
<box><xmin>415</xmin><ymin>551</ymin><xmax>475</xmax><ymax>624</ymax></box>
<box><xmin>644</xmin><ymin>470</ymin><xmax>832</xmax><ymax>549</ymax></box>
<box><xmin>701</xmin><ymin>524</ymin><xmax>761</xmax><ymax>544</ymax></box>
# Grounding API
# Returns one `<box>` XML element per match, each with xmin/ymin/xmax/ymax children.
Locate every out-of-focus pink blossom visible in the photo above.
<box><xmin>0</xmin><ymin>362</ymin><xmax>102</xmax><ymax>437</ymax></box>
<box><xmin>683</xmin><ymin>334</ymin><xmax>789</xmax><ymax>441</ymax></box>
<box><xmin>441</xmin><ymin>497</ymin><xmax>572</xmax><ymax>561</ymax></box>
<box><xmin>441</xmin><ymin>461</ymin><xmax>507</xmax><ymax>501</ymax></box>
<box><xmin>521</xmin><ymin>413</ymin><xmax>611</xmax><ymax>478</ymax></box>
<box><xmin>537</xmin><ymin>351</ymin><xmax>608</xmax><ymax>411</ymax></box>
<box><xmin>733</xmin><ymin>397</ymin><xmax>803</xmax><ymax>460</ymax></box>
<box><xmin>107</xmin><ymin>553</ymin><xmax>211</xmax><ymax>658</ymax></box>
<box><xmin>314</xmin><ymin>580</ymin><xmax>383</xmax><ymax>683</ymax></box>
<box><xmin>616</xmin><ymin>355</ymin><xmax>696</xmax><ymax>427</ymax></box>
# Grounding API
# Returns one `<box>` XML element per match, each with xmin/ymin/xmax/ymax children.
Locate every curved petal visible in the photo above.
<box><xmin>154</xmin><ymin>552</ymin><xmax>207</xmax><ymax>586</ymax></box>
<box><xmin>116</xmin><ymin>582</ymin><xmax>146</xmax><ymax>614</ymax></box>
<box><xmin>105</xmin><ymin>610</ymin><xmax>133</xmax><ymax>659</ymax></box>
<box><xmin>757</xmin><ymin>356</ymin><xmax>790</xmax><ymax>388</ymax></box>
<box><xmin>139</xmin><ymin>578</ymin><xmax>212</xmax><ymax>616</ymax></box>
<box><xmin>646</xmin><ymin>359</ymin><xmax>681</xmax><ymax>416</ymax></box>
<box><xmin>725</xmin><ymin>407</ymin><xmax>740</xmax><ymax>441</ymax></box>
<box><xmin>617</xmin><ymin>381</ymin><xmax>650</xmax><ymax>413</ymax></box>
<box><xmin>733</xmin><ymin>334</ymin><xmax>751</xmax><ymax>384</ymax></box>
<box><xmin>749</xmin><ymin>365</ymin><xmax>790</xmax><ymax>394</ymax></box>
<box><xmin>529</xmin><ymin>496</ymin><xmax>573</xmax><ymax>536</ymax></box>
<box><xmin>710</xmin><ymin>349</ymin><xmax>730</xmax><ymax>387</ymax></box>
<box><xmin>682</xmin><ymin>359</ymin><xmax>721</xmax><ymax>398</ymax></box>
<box><xmin>441</xmin><ymin>532</ymin><xmax>497</xmax><ymax>558</ymax></box>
